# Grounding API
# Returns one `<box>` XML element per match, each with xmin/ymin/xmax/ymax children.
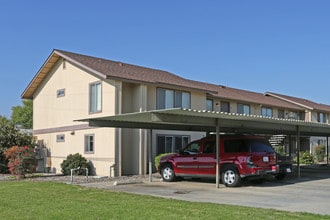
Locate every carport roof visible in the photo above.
<box><xmin>78</xmin><ymin>108</ymin><xmax>330</xmax><ymax>136</ymax></box>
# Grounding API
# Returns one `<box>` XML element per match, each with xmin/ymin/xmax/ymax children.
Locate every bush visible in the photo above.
<box><xmin>4</xmin><ymin>146</ymin><xmax>37</xmax><ymax>177</ymax></box>
<box><xmin>294</xmin><ymin>151</ymin><xmax>314</xmax><ymax>165</ymax></box>
<box><xmin>314</xmin><ymin>145</ymin><xmax>325</xmax><ymax>162</ymax></box>
<box><xmin>154</xmin><ymin>153</ymin><xmax>174</xmax><ymax>170</ymax></box>
<box><xmin>274</xmin><ymin>145</ymin><xmax>286</xmax><ymax>156</ymax></box>
<box><xmin>61</xmin><ymin>153</ymin><xmax>90</xmax><ymax>175</ymax></box>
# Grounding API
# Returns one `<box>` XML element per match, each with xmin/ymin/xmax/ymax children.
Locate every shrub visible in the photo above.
<box><xmin>154</xmin><ymin>153</ymin><xmax>175</xmax><ymax>170</ymax></box>
<box><xmin>314</xmin><ymin>145</ymin><xmax>325</xmax><ymax>162</ymax></box>
<box><xmin>61</xmin><ymin>153</ymin><xmax>90</xmax><ymax>175</ymax></box>
<box><xmin>3</xmin><ymin>146</ymin><xmax>37</xmax><ymax>177</ymax></box>
<box><xmin>274</xmin><ymin>145</ymin><xmax>286</xmax><ymax>156</ymax></box>
<box><xmin>294</xmin><ymin>151</ymin><xmax>314</xmax><ymax>165</ymax></box>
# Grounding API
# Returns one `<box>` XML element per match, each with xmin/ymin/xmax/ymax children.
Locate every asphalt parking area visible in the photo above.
<box><xmin>80</xmin><ymin>166</ymin><xmax>330</xmax><ymax>216</ymax></box>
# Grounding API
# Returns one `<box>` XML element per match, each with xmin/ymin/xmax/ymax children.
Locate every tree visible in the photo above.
<box><xmin>11</xmin><ymin>99</ymin><xmax>33</xmax><ymax>129</ymax></box>
<box><xmin>0</xmin><ymin>116</ymin><xmax>34</xmax><ymax>173</ymax></box>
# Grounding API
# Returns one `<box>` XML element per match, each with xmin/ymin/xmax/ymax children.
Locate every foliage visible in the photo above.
<box><xmin>10</xmin><ymin>99</ymin><xmax>33</xmax><ymax>129</ymax></box>
<box><xmin>314</xmin><ymin>145</ymin><xmax>326</xmax><ymax>162</ymax></box>
<box><xmin>61</xmin><ymin>153</ymin><xmax>91</xmax><ymax>175</ymax></box>
<box><xmin>3</xmin><ymin>146</ymin><xmax>37</xmax><ymax>177</ymax></box>
<box><xmin>274</xmin><ymin>145</ymin><xmax>286</xmax><ymax>156</ymax></box>
<box><xmin>0</xmin><ymin>116</ymin><xmax>34</xmax><ymax>173</ymax></box>
<box><xmin>294</xmin><ymin>151</ymin><xmax>314</xmax><ymax>165</ymax></box>
<box><xmin>0</xmin><ymin>181</ymin><xmax>327</xmax><ymax>219</ymax></box>
<box><xmin>154</xmin><ymin>152</ymin><xmax>174</xmax><ymax>170</ymax></box>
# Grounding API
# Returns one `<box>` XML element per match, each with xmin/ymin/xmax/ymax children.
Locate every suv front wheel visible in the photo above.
<box><xmin>221</xmin><ymin>166</ymin><xmax>241</xmax><ymax>187</ymax></box>
<box><xmin>161</xmin><ymin>164</ymin><xmax>175</xmax><ymax>182</ymax></box>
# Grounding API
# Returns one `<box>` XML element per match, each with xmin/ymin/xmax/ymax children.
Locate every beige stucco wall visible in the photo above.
<box><xmin>33</xmin><ymin>59</ymin><xmax>118</xmax><ymax>176</ymax></box>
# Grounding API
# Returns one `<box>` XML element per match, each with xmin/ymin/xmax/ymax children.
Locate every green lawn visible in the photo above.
<box><xmin>0</xmin><ymin>181</ymin><xmax>328</xmax><ymax>220</ymax></box>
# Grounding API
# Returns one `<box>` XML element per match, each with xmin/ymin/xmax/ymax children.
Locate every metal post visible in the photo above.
<box><xmin>215</xmin><ymin>119</ymin><xmax>220</xmax><ymax>189</ymax></box>
<box><xmin>327</xmin><ymin>136</ymin><xmax>329</xmax><ymax>165</ymax></box>
<box><xmin>296</xmin><ymin>126</ymin><xmax>301</xmax><ymax>179</ymax></box>
<box><xmin>86</xmin><ymin>168</ymin><xmax>89</xmax><ymax>181</ymax></box>
<box><xmin>148</xmin><ymin>129</ymin><xmax>153</xmax><ymax>182</ymax></box>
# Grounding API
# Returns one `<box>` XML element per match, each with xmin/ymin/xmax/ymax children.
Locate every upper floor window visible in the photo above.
<box><xmin>89</xmin><ymin>82</ymin><xmax>102</xmax><ymax>113</ymax></box>
<box><xmin>221</xmin><ymin>101</ymin><xmax>230</xmax><ymax>113</ymax></box>
<box><xmin>278</xmin><ymin>109</ymin><xmax>285</xmax><ymax>118</ymax></box>
<box><xmin>57</xmin><ymin>88</ymin><xmax>65</xmax><ymax>98</ymax></box>
<box><xmin>157</xmin><ymin>88</ymin><xmax>190</xmax><ymax>110</ymax></box>
<box><xmin>288</xmin><ymin>111</ymin><xmax>298</xmax><ymax>120</ymax></box>
<box><xmin>237</xmin><ymin>103</ymin><xmax>250</xmax><ymax>115</ymax></box>
<box><xmin>261</xmin><ymin>107</ymin><xmax>273</xmax><ymax>117</ymax></box>
<box><xmin>318</xmin><ymin>112</ymin><xmax>326</xmax><ymax>123</ymax></box>
<box><xmin>206</xmin><ymin>99</ymin><xmax>213</xmax><ymax>111</ymax></box>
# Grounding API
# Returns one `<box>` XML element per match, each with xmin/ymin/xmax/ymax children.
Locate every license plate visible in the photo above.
<box><xmin>286</xmin><ymin>168</ymin><xmax>292</xmax><ymax>173</ymax></box>
<box><xmin>263</xmin><ymin>156</ymin><xmax>269</xmax><ymax>162</ymax></box>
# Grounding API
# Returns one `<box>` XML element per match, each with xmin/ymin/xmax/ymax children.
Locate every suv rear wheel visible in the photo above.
<box><xmin>161</xmin><ymin>164</ymin><xmax>175</xmax><ymax>182</ymax></box>
<box><xmin>221</xmin><ymin>166</ymin><xmax>241</xmax><ymax>187</ymax></box>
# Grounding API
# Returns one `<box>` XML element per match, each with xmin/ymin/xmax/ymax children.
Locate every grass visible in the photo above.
<box><xmin>0</xmin><ymin>181</ymin><xmax>328</xmax><ymax>220</ymax></box>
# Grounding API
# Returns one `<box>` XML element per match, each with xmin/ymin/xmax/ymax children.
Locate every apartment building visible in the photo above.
<box><xmin>22</xmin><ymin>49</ymin><xmax>330</xmax><ymax>176</ymax></box>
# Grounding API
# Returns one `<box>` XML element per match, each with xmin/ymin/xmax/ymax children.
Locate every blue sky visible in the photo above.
<box><xmin>1</xmin><ymin>1</ymin><xmax>330</xmax><ymax>117</ymax></box>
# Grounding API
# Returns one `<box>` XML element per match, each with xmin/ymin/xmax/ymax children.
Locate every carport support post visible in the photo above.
<box><xmin>297</xmin><ymin>126</ymin><xmax>301</xmax><ymax>179</ymax></box>
<box><xmin>216</xmin><ymin>120</ymin><xmax>220</xmax><ymax>189</ymax></box>
<box><xmin>148</xmin><ymin>129</ymin><xmax>153</xmax><ymax>182</ymax></box>
<box><xmin>327</xmin><ymin>136</ymin><xmax>329</xmax><ymax>165</ymax></box>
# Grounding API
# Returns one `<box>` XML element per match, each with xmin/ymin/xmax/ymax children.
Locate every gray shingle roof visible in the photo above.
<box><xmin>21</xmin><ymin>49</ymin><xmax>330</xmax><ymax>113</ymax></box>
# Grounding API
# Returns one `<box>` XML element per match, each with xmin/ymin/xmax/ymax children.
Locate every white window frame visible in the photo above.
<box><xmin>84</xmin><ymin>134</ymin><xmax>95</xmax><ymax>154</ymax></box>
<box><xmin>206</xmin><ymin>99</ymin><xmax>213</xmax><ymax>111</ymax></box>
<box><xmin>57</xmin><ymin>88</ymin><xmax>65</xmax><ymax>98</ymax></box>
<box><xmin>89</xmin><ymin>81</ymin><xmax>102</xmax><ymax>113</ymax></box>
<box><xmin>56</xmin><ymin>134</ymin><xmax>65</xmax><ymax>142</ymax></box>
<box><xmin>156</xmin><ymin>135</ymin><xmax>190</xmax><ymax>155</ymax></box>
<box><xmin>261</xmin><ymin>107</ymin><xmax>273</xmax><ymax>117</ymax></box>
<box><xmin>237</xmin><ymin>103</ymin><xmax>250</xmax><ymax>115</ymax></box>
<box><xmin>157</xmin><ymin>88</ymin><xmax>190</xmax><ymax>110</ymax></box>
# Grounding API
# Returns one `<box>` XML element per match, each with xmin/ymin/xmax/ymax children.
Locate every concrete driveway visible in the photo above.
<box><xmin>80</xmin><ymin>166</ymin><xmax>330</xmax><ymax>216</ymax></box>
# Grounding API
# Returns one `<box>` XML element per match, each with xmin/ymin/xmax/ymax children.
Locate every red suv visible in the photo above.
<box><xmin>158</xmin><ymin>134</ymin><xmax>279</xmax><ymax>187</ymax></box>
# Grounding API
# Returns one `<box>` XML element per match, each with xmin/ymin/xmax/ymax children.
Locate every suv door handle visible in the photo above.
<box><xmin>193</xmin><ymin>157</ymin><xmax>197</xmax><ymax>160</ymax></box>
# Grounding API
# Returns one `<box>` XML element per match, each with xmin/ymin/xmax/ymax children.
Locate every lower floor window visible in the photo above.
<box><xmin>156</xmin><ymin>135</ymin><xmax>189</xmax><ymax>155</ymax></box>
<box><xmin>85</xmin><ymin>134</ymin><xmax>94</xmax><ymax>153</ymax></box>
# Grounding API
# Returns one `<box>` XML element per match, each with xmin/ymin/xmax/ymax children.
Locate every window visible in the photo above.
<box><xmin>261</xmin><ymin>107</ymin><xmax>273</xmax><ymax>117</ymax></box>
<box><xmin>318</xmin><ymin>112</ymin><xmax>326</xmax><ymax>123</ymax></box>
<box><xmin>56</xmin><ymin>134</ymin><xmax>65</xmax><ymax>142</ymax></box>
<box><xmin>206</xmin><ymin>99</ymin><xmax>213</xmax><ymax>111</ymax></box>
<box><xmin>278</xmin><ymin>109</ymin><xmax>285</xmax><ymax>118</ymax></box>
<box><xmin>224</xmin><ymin>140</ymin><xmax>248</xmax><ymax>153</ymax></box>
<box><xmin>85</xmin><ymin>134</ymin><xmax>94</xmax><ymax>153</ymax></box>
<box><xmin>288</xmin><ymin>112</ymin><xmax>298</xmax><ymax>120</ymax></box>
<box><xmin>203</xmin><ymin>140</ymin><xmax>216</xmax><ymax>154</ymax></box>
<box><xmin>57</xmin><ymin>89</ymin><xmax>65</xmax><ymax>97</ymax></box>
<box><xmin>156</xmin><ymin>135</ymin><xmax>189</xmax><ymax>155</ymax></box>
<box><xmin>237</xmin><ymin>103</ymin><xmax>250</xmax><ymax>115</ymax></box>
<box><xmin>157</xmin><ymin>88</ymin><xmax>190</xmax><ymax>109</ymax></box>
<box><xmin>221</xmin><ymin>101</ymin><xmax>230</xmax><ymax>113</ymax></box>
<box><xmin>184</xmin><ymin>142</ymin><xmax>200</xmax><ymax>154</ymax></box>
<box><xmin>89</xmin><ymin>82</ymin><xmax>102</xmax><ymax>113</ymax></box>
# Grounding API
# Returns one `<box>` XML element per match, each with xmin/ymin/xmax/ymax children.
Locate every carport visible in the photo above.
<box><xmin>79</xmin><ymin>108</ymin><xmax>330</xmax><ymax>188</ymax></box>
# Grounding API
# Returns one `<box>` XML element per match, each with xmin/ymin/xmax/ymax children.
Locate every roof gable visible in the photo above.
<box><xmin>265</xmin><ymin>92</ymin><xmax>330</xmax><ymax>112</ymax></box>
<box><xmin>22</xmin><ymin>49</ymin><xmax>218</xmax><ymax>99</ymax></box>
